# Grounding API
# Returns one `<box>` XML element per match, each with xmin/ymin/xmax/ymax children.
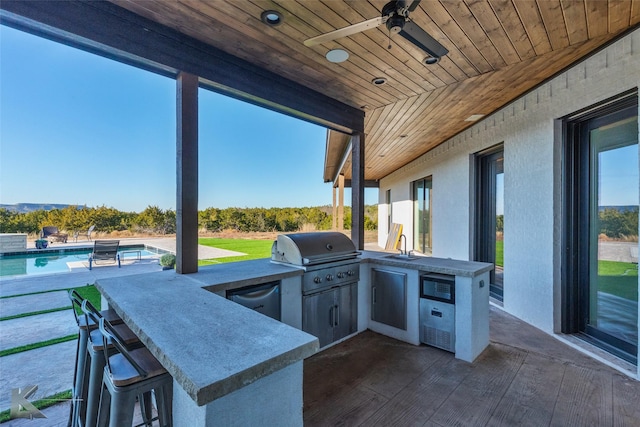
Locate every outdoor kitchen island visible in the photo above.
<box><xmin>95</xmin><ymin>261</ymin><xmax>317</xmax><ymax>427</ymax></box>
<box><xmin>96</xmin><ymin>252</ymin><xmax>492</xmax><ymax>426</ymax></box>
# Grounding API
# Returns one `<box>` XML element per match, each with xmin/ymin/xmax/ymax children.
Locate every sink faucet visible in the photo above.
<box><xmin>399</xmin><ymin>234</ymin><xmax>407</xmax><ymax>255</ymax></box>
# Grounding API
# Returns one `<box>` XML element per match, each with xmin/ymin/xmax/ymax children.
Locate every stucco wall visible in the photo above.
<box><xmin>378</xmin><ymin>29</ymin><xmax>640</xmax><ymax>337</ymax></box>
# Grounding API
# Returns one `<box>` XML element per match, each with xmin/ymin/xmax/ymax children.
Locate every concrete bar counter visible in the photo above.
<box><xmin>96</xmin><ymin>271</ymin><xmax>318</xmax><ymax>426</ymax></box>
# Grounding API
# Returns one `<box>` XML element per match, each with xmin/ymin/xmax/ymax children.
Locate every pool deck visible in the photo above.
<box><xmin>0</xmin><ymin>237</ymin><xmax>244</xmax><ymax>296</ymax></box>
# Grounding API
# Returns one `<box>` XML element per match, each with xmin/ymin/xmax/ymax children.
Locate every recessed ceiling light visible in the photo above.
<box><xmin>371</xmin><ymin>77</ymin><xmax>387</xmax><ymax>86</ymax></box>
<box><xmin>465</xmin><ymin>114</ymin><xmax>485</xmax><ymax>122</ymax></box>
<box><xmin>424</xmin><ymin>55</ymin><xmax>440</xmax><ymax>65</ymax></box>
<box><xmin>326</xmin><ymin>49</ymin><xmax>349</xmax><ymax>63</ymax></box>
<box><xmin>261</xmin><ymin>10</ymin><xmax>283</xmax><ymax>26</ymax></box>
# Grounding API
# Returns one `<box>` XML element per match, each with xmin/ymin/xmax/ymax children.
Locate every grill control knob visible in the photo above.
<box><xmin>337</xmin><ymin>272</ymin><xmax>345</xmax><ymax>279</ymax></box>
<box><xmin>314</xmin><ymin>276</ymin><xmax>322</xmax><ymax>284</ymax></box>
<box><xmin>326</xmin><ymin>274</ymin><xmax>334</xmax><ymax>281</ymax></box>
<box><xmin>347</xmin><ymin>270</ymin><xmax>355</xmax><ymax>276</ymax></box>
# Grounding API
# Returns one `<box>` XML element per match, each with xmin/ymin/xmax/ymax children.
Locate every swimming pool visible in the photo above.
<box><xmin>0</xmin><ymin>245</ymin><xmax>168</xmax><ymax>278</ymax></box>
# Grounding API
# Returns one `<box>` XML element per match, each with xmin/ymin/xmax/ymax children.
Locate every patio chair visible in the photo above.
<box><xmin>89</xmin><ymin>240</ymin><xmax>121</xmax><ymax>270</ymax></box>
<box><xmin>74</xmin><ymin>225</ymin><xmax>96</xmax><ymax>242</ymax></box>
<box><xmin>41</xmin><ymin>226</ymin><xmax>68</xmax><ymax>243</ymax></box>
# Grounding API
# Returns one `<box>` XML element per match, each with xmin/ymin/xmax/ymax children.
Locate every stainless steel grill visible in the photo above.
<box><xmin>271</xmin><ymin>232</ymin><xmax>361</xmax><ymax>292</ymax></box>
<box><xmin>271</xmin><ymin>232</ymin><xmax>361</xmax><ymax>348</ymax></box>
<box><xmin>271</xmin><ymin>232</ymin><xmax>359</xmax><ymax>267</ymax></box>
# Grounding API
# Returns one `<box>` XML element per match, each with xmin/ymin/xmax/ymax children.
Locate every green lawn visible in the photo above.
<box><xmin>494</xmin><ymin>242</ymin><xmax>637</xmax><ymax>298</ymax></box>
<box><xmin>198</xmin><ymin>238</ymin><xmax>273</xmax><ymax>266</ymax></box>
<box><xmin>0</xmin><ymin>284</ymin><xmax>100</xmax><ymax>357</ymax></box>
<box><xmin>598</xmin><ymin>260</ymin><xmax>638</xmax><ymax>301</ymax></box>
<box><xmin>495</xmin><ymin>240</ymin><xmax>503</xmax><ymax>267</ymax></box>
<box><xmin>73</xmin><ymin>284</ymin><xmax>102</xmax><ymax>313</ymax></box>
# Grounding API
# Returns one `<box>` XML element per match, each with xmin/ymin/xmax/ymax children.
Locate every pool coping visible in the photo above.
<box><xmin>0</xmin><ymin>244</ymin><xmax>172</xmax><ymax>258</ymax></box>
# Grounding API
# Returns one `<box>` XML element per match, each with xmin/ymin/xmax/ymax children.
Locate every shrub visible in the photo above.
<box><xmin>159</xmin><ymin>254</ymin><xmax>176</xmax><ymax>268</ymax></box>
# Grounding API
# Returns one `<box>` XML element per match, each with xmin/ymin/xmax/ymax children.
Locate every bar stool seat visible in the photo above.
<box><xmin>97</xmin><ymin>318</ymin><xmax>172</xmax><ymax>427</ymax></box>
<box><xmin>68</xmin><ymin>291</ymin><xmax>125</xmax><ymax>427</ymax></box>
<box><xmin>80</xmin><ymin>301</ymin><xmax>142</xmax><ymax>427</ymax></box>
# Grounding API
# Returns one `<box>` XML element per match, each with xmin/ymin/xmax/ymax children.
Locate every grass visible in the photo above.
<box><xmin>495</xmin><ymin>242</ymin><xmax>637</xmax><ymax>301</ymax></box>
<box><xmin>598</xmin><ymin>260</ymin><xmax>638</xmax><ymax>276</ymax></box>
<box><xmin>0</xmin><ymin>306</ymin><xmax>71</xmax><ymax>322</ymax></box>
<box><xmin>597</xmin><ymin>260</ymin><xmax>638</xmax><ymax>301</ymax></box>
<box><xmin>0</xmin><ymin>334</ymin><xmax>78</xmax><ymax>358</ymax></box>
<box><xmin>0</xmin><ymin>389</ymin><xmax>72</xmax><ymax>423</ymax></box>
<box><xmin>0</xmin><ymin>284</ymin><xmax>100</xmax><ymax>356</ymax></box>
<box><xmin>198</xmin><ymin>238</ymin><xmax>273</xmax><ymax>265</ymax></box>
<box><xmin>72</xmin><ymin>284</ymin><xmax>102</xmax><ymax>314</ymax></box>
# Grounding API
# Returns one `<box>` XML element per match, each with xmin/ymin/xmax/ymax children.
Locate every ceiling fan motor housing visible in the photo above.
<box><xmin>386</xmin><ymin>14</ymin><xmax>405</xmax><ymax>33</ymax></box>
<box><xmin>383</xmin><ymin>1</ymin><xmax>407</xmax><ymax>33</ymax></box>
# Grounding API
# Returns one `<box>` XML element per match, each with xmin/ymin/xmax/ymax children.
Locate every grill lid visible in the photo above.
<box><xmin>271</xmin><ymin>232</ymin><xmax>359</xmax><ymax>266</ymax></box>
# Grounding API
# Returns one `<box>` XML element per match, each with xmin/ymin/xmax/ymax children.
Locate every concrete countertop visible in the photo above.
<box><xmin>359</xmin><ymin>250</ymin><xmax>493</xmax><ymax>277</ymax></box>
<box><xmin>96</xmin><ymin>271</ymin><xmax>318</xmax><ymax>406</ymax></box>
<box><xmin>185</xmin><ymin>258</ymin><xmax>304</xmax><ymax>293</ymax></box>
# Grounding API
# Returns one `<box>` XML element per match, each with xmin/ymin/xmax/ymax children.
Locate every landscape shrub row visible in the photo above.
<box><xmin>0</xmin><ymin>204</ymin><xmax>378</xmax><ymax>236</ymax></box>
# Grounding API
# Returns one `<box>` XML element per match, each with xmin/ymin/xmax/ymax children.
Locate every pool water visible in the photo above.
<box><xmin>0</xmin><ymin>246</ymin><xmax>166</xmax><ymax>278</ymax></box>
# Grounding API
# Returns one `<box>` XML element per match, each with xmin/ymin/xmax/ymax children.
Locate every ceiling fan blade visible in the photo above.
<box><xmin>304</xmin><ymin>16</ymin><xmax>384</xmax><ymax>47</ymax></box>
<box><xmin>398</xmin><ymin>20</ymin><xmax>449</xmax><ymax>58</ymax></box>
<box><xmin>407</xmin><ymin>0</ymin><xmax>422</xmax><ymax>12</ymax></box>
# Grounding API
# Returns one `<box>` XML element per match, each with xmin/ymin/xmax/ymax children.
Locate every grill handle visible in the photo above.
<box><xmin>334</xmin><ymin>304</ymin><xmax>340</xmax><ymax>326</ymax></box>
<box><xmin>302</xmin><ymin>252</ymin><xmax>360</xmax><ymax>265</ymax></box>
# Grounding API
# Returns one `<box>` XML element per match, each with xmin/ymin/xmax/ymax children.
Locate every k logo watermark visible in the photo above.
<box><xmin>10</xmin><ymin>385</ymin><xmax>46</xmax><ymax>420</ymax></box>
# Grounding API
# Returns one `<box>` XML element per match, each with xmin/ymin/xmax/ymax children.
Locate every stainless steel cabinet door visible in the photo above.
<box><xmin>303</xmin><ymin>288</ymin><xmax>336</xmax><ymax>348</ymax></box>
<box><xmin>334</xmin><ymin>283</ymin><xmax>358</xmax><ymax>342</ymax></box>
<box><xmin>371</xmin><ymin>268</ymin><xmax>407</xmax><ymax>330</ymax></box>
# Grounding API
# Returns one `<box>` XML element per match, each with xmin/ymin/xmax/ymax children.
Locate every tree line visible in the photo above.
<box><xmin>496</xmin><ymin>208</ymin><xmax>638</xmax><ymax>240</ymax></box>
<box><xmin>0</xmin><ymin>205</ymin><xmax>378</xmax><ymax>236</ymax></box>
<box><xmin>599</xmin><ymin>207</ymin><xmax>638</xmax><ymax>239</ymax></box>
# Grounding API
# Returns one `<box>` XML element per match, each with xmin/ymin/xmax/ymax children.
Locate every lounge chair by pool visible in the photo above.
<box><xmin>89</xmin><ymin>240</ymin><xmax>121</xmax><ymax>270</ymax></box>
<box><xmin>41</xmin><ymin>226</ymin><xmax>68</xmax><ymax>243</ymax></box>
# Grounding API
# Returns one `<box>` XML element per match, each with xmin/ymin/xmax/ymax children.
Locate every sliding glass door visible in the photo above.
<box><xmin>475</xmin><ymin>146</ymin><xmax>504</xmax><ymax>300</ymax></box>
<box><xmin>564</xmin><ymin>94</ymin><xmax>638</xmax><ymax>364</ymax></box>
<box><xmin>413</xmin><ymin>177</ymin><xmax>432</xmax><ymax>255</ymax></box>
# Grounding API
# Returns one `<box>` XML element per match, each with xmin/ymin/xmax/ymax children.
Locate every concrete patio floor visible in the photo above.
<box><xmin>304</xmin><ymin>306</ymin><xmax>640</xmax><ymax>426</ymax></box>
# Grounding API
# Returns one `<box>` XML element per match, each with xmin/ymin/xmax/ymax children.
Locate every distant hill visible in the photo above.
<box><xmin>0</xmin><ymin>203</ymin><xmax>76</xmax><ymax>213</ymax></box>
<box><xmin>599</xmin><ymin>205</ymin><xmax>638</xmax><ymax>213</ymax></box>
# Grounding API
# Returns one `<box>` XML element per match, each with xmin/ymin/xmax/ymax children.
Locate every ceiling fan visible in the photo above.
<box><xmin>304</xmin><ymin>0</ymin><xmax>448</xmax><ymax>64</ymax></box>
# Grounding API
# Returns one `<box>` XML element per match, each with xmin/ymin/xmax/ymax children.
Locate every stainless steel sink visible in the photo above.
<box><xmin>385</xmin><ymin>254</ymin><xmax>421</xmax><ymax>261</ymax></box>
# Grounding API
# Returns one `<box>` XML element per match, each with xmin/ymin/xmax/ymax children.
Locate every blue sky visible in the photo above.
<box><xmin>0</xmin><ymin>26</ymin><xmax>375</xmax><ymax>212</ymax></box>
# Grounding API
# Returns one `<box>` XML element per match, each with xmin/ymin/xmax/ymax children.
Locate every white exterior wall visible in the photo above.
<box><xmin>378</xmin><ymin>30</ymin><xmax>640</xmax><ymax>369</ymax></box>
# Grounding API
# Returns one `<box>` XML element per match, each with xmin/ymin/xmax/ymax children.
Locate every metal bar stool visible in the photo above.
<box><xmin>68</xmin><ymin>290</ymin><xmax>124</xmax><ymax>427</ymax></box>
<box><xmin>97</xmin><ymin>318</ymin><xmax>173</xmax><ymax>427</ymax></box>
<box><xmin>80</xmin><ymin>300</ymin><xmax>143</xmax><ymax>427</ymax></box>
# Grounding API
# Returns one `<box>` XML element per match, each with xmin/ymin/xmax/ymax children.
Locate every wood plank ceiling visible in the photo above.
<box><xmin>112</xmin><ymin>0</ymin><xmax>639</xmax><ymax>183</ymax></box>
